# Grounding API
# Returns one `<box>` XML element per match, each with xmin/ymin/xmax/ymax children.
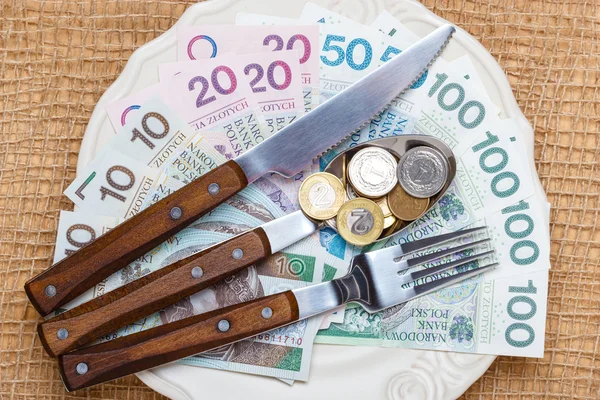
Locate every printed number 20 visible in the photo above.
<box><xmin>188</xmin><ymin>66</ymin><xmax>237</xmax><ymax>108</ymax></box>
<box><xmin>263</xmin><ymin>34</ymin><xmax>312</xmax><ymax>65</ymax></box>
<box><xmin>320</xmin><ymin>35</ymin><xmax>373</xmax><ymax>71</ymax></box>
<box><xmin>244</xmin><ymin>60</ymin><xmax>292</xmax><ymax>93</ymax></box>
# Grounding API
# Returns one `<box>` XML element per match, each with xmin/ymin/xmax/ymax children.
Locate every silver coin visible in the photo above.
<box><xmin>325</xmin><ymin>216</ymin><xmax>337</xmax><ymax>230</ymax></box>
<box><xmin>346</xmin><ymin>182</ymin><xmax>358</xmax><ymax>200</ymax></box>
<box><xmin>347</xmin><ymin>147</ymin><xmax>398</xmax><ymax>198</ymax></box>
<box><xmin>397</xmin><ymin>146</ymin><xmax>449</xmax><ymax>198</ymax></box>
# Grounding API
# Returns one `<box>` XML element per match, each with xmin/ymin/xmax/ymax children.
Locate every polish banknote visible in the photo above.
<box><xmin>64</xmin><ymin>148</ymin><xmax>156</xmax><ymax>219</ymax></box>
<box><xmin>176</xmin><ymin>233</ymin><xmax>328</xmax><ymax>381</ymax></box>
<box><xmin>176</xmin><ymin>24</ymin><xmax>320</xmax><ymax>112</ymax></box>
<box><xmin>316</xmin><ymin>268</ymin><xmax>548</xmax><ymax>357</ymax></box>
<box><xmin>51</xmin><ymin>5</ymin><xmax>550</xmax><ymax>388</ymax></box>
<box><xmin>106</xmin><ymin>97</ymin><xmax>196</xmax><ymax>169</ymax></box>
<box><xmin>160</xmin><ymin>50</ymin><xmax>305</xmax><ymax>137</ymax></box>
<box><xmin>52</xmin><ymin>191</ymin><xmax>325</xmax><ymax>381</ymax></box>
<box><xmin>394</xmin><ymin>192</ymin><xmax>551</xmax><ymax>284</ymax></box>
<box><xmin>105</xmin><ymin>84</ymin><xmax>164</xmax><ymax>132</ymax></box>
<box><xmin>52</xmin><ymin>210</ymin><xmax>120</xmax><ymax>264</ymax></box>
<box><xmin>65</xmin><ymin>99</ymin><xmax>223</xmax><ymax>219</ymax></box>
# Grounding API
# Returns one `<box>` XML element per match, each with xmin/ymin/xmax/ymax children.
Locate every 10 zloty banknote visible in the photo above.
<box><xmin>55</xmin><ymin>5</ymin><xmax>549</xmax><ymax>385</ymax></box>
<box><xmin>52</xmin><ymin>192</ymin><xmax>327</xmax><ymax>381</ymax></box>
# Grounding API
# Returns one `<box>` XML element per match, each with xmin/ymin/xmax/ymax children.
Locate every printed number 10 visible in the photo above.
<box><xmin>320</xmin><ymin>35</ymin><xmax>373</xmax><ymax>71</ymax></box>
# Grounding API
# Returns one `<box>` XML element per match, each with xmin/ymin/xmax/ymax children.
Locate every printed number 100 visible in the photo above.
<box><xmin>505</xmin><ymin>280</ymin><xmax>538</xmax><ymax>348</ymax></box>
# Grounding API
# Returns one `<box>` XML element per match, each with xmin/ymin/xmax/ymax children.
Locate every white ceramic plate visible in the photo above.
<box><xmin>79</xmin><ymin>0</ymin><xmax>545</xmax><ymax>398</ymax></box>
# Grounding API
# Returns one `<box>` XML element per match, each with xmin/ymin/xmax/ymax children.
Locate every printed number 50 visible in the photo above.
<box><xmin>320</xmin><ymin>35</ymin><xmax>373</xmax><ymax>71</ymax></box>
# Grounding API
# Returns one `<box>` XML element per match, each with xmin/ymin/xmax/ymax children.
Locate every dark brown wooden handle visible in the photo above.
<box><xmin>38</xmin><ymin>227</ymin><xmax>272</xmax><ymax>358</ymax></box>
<box><xmin>59</xmin><ymin>291</ymin><xmax>299</xmax><ymax>391</ymax></box>
<box><xmin>25</xmin><ymin>160</ymin><xmax>248</xmax><ymax>316</ymax></box>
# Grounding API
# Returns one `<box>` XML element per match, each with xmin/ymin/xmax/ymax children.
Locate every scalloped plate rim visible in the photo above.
<box><xmin>75</xmin><ymin>0</ymin><xmax>548</xmax><ymax>398</ymax></box>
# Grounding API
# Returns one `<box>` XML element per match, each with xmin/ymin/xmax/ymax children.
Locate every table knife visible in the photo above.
<box><xmin>39</xmin><ymin>210</ymin><xmax>485</xmax><ymax>357</ymax></box>
<box><xmin>25</xmin><ymin>24</ymin><xmax>455</xmax><ymax>316</ymax></box>
<box><xmin>58</xmin><ymin>228</ymin><xmax>495</xmax><ymax>391</ymax></box>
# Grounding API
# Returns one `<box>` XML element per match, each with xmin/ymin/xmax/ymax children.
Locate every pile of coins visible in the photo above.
<box><xmin>299</xmin><ymin>145</ymin><xmax>450</xmax><ymax>246</ymax></box>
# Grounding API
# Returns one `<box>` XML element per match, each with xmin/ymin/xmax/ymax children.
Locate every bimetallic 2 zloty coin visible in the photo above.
<box><xmin>299</xmin><ymin>172</ymin><xmax>346</xmax><ymax>220</ymax></box>
<box><xmin>348</xmin><ymin>147</ymin><xmax>398</xmax><ymax>198</ymax></box>
<box><xmin>336</xmin><ymin>198</ymin><xmax>384</xmax><ymax>246</ymax></box>
<box><xmin>397</xmin><ymin>146</ymin><xmax>449</xmax><ymax>198</ymax></box>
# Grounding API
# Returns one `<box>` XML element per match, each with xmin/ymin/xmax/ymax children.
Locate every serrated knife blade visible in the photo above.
<box><xmin>236</xmin><ymin>24</ymin><xmax>455</xmax><ymax>181</ymax></box>
<box><xmin>24</xmin><ymin>24</ymin><xmax>455</xmax><ymax>316</ymax></box>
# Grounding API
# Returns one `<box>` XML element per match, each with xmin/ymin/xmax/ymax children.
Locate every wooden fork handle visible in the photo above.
<box><xmin>25</xmin><ymin>160</ymin><xmax>248</xmax><ymax>316</ymax></box>
<box><xmin>59</xmin><ymin>291</ymin><xmax>300</xmax><ymax>392</ymax></box>
<box><xmin>38</xmin><ymin>226</ymin><xmax>272</xmax><ymax>358</ymax></box>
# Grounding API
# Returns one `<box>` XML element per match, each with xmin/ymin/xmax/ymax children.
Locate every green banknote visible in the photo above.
<box><xmin>316</xmin><ymin>268</ymin><xmax>548</xmax><ymax>358</ymax></box>
<box><xmin>177</xmin><ymin>237</ymin><xmax>327</xmax><ymax>381</ymax></box>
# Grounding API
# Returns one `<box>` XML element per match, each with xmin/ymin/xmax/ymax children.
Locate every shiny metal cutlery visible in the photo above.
<box><xmin>39</xmin><ymin>211</ymin><xmax>485</xmax><ymax>357</ymax></box>
<box><xmin>25</xmin><ymin>24</ymin><xmax>455</xmax><ymax>316</ymax></box>
<box><xmin>58</xmin><ymin>228</ymin><xmax>496</xmax><ymax>391</ymax></box>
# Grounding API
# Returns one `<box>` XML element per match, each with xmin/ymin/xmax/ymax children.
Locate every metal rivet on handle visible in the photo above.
<box><xmin>217</xmin><ymin>319</ymin><xmax>230</xmax><ymax>332</ymax></box>
<box><xmin>191</xmin><ymin>266</ymin><xmax>204</xmax><ymax>279</ymax></box>
<box><xmin>232</xmin><ymin>248</ymin><xmax>243</xmax><ymax>260</ymax></box>
<box><xmin>208</xmin><ymin>183</ymin><xmax>220</xmax><ymax>196</ymax></box>
<box><xmin>170</xmin><ymin>206</ymin><xmax>182</xmax><ymax>220</ymax></box>
<box><xmin>57</xmin><ymin>328</ymin><xmax>69</xmax><ymax>340</ymax></box>
<box><xmin>76</xmin><ymin>363</ymin><xmax>88</xmax><ymax>375</ymax></box>
<box><xmin>45</xmin><ymin>285</ymin><xmax>56</xmax><ymax>297</ymax></box>
<box><xmin>261</xmin><ymin>307</ymin><xmax>273</xmax><ymax>319</ymax></box>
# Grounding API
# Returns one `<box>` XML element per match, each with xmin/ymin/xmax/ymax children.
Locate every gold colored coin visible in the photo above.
<box><xmin>374</xmin><ymin>196</ymin><xmax>392</xmax><ymax>218</ymax></box>
<box><xmin>299</xmin><ymin>172</ymin><xmax>346</xmax><ymax>220</ymax></box>
<box><xmin>341</xmin><ymin>153</ymin><xmax>348</xmax><ymax>188</ymax></box>
<box><xmin>336</xmin><ymin>198</ymin><xmax>384</xmax><ymax>246</ymax></box>
<box><xmin>383</xmin><ymin>214</ymin><xmax>397</xmax><ymax>229</ymax></box>
<box><xmin>381</xmin><ymin>217</ymin><xmax>406</xmax><ymax>238</ymax></box>
<box><xmin>387</xmin><ymin>184</ymin><xmax>430</xmax><ymax>221</ymax></box>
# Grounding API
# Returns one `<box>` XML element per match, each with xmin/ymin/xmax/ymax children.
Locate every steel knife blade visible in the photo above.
<box><xmin>235</xmin><ymin>24</ymin><xmax>456</xmax><ymax>180</ymax></box>
<box><xmin>25</xmin><ymin>25</ymin><xmax>455</xmax><ymax>316</ymax></box>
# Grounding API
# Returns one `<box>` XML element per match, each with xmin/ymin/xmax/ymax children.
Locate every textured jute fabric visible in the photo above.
<box><xmin>1</xmin><ymin>0</ymin><xmax>598</xmax><ymax>399</ymax></box>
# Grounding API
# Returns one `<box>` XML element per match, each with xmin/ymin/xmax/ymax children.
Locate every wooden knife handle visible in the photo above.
<box><xmin>25</xmin><ymin>160</ymin><xmax>248</xmax><ymax>316</ymax></box>
<box><xmin>59</xmin><ymin>291</ymin><xmax>299</xmax><ymax>392</ymax></box>
<box><xmin>38</xmin><ymin>227</ymin><xmax>272</xmax><ymax>358</ymax></box>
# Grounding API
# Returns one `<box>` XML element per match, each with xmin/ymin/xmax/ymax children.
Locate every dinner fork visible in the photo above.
<box><xmin>58</xmin><ymin>229</ymin><xmax>497</xmax><ymax>391</ymax></box>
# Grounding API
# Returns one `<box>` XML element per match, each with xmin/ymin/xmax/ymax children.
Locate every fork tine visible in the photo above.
<box><xmin>399</xmin><ymin>249</ymin><xmax>495</xmax><ymax>285</ymax></box>
<box><xmin>408</xmin><ymin>262</ymin><xmax>499</xmax><ymax>300</ymax></box>
<box><xmin>396</xmin><ymin>238</ymin><xmax>492</xmax><ymax>272</ymax></box>
<box><xmin>372</xmin><ymin>226</ymin><xmax>488</xmax><ymax>262</ymax></box>
<box><xmin>399</xmin><ymin>226</ymin><xmax>487</xmax><ymax>255</ymax></box>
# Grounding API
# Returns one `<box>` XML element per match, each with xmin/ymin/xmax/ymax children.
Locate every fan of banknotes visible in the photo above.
<box><xmin>52</xmin><ymin>3</ymin><xmax>550</xmax><ymax>384</ymax></box>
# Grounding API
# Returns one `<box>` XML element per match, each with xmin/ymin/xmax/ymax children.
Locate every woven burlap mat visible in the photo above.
<box><xmin>1</xmin><ymin>0</ymin><xmax>598</xmax><ymax>398</ymax></box>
